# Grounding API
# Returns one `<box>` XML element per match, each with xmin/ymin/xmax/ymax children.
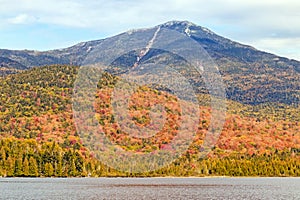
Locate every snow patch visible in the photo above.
<box><xmin>164</xmin><ymin>21</ymin><xmax>176</xmax><ymax>26</ymax></box>
<box><xmin>127</xmin><ymin>29</ymin><xmax>135</xmax><ymax>35</ymax></box>
<box><xmin>202</xmin><ymin>27</ymin><xmax>213</xmax><ymax>34</ymax></box>
<box><xmin>185</xmin><ymin>27</ymin><xmax>191</xmax><ymax>37</ymax></box>
<box><xmin>199</xmin><ymin>65</ymin><xmax>204</xmax><ymax>71</ymax></box>
<box><xmin>185</xmin><ymin>21</ymin><xmax>195</xmax><ymax>27</ymax></box>
<box><xmin>164</xmin><ymin>20</ymin><xmax>195</xmax><ymax>27</ymax></box>
<box><xmin>87</xmin><ymin>46</ymin><xmax>93</xmax><ymax>52</ymax></box>
<box><xmin>76</xmin><ymin>42</ymin><xmax>87</xmax><ymax>47</ymax></box>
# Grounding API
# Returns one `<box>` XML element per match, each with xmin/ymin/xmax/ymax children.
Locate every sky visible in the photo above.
<box><xmin>0</xmin><ymin>0</ymin><xmax>299</xmax><ymax>61</ymax></box>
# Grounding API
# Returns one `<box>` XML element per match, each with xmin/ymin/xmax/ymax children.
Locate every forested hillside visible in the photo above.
<box><xmin>0</xmin><ymin>65</ymin><xmax>299</xmax><ymax>177</ymax></box>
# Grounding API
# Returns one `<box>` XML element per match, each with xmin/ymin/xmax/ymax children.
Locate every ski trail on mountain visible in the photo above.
<box><xmin>132</xmin><ymin>26</ymin><xmax>161</xmax><ymax>68</ymax></box>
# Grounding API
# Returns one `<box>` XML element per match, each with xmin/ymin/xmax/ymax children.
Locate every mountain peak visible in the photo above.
<box><xmin>0</xmin><ymin>21</ymin><xmax>299</xmax><ymax>105</ymax></box>
<box><xmin>159</xmin><ymin>20</ymin><xmax>215</xmax><ymax>37</ymax></box>
<box><xmin>161</xmin><ymin>20</ymin><xmax>196</xmax><ymax>27</ymax></box>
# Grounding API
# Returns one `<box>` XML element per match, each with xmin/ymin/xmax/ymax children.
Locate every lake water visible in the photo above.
<box><xmin>1</xmin><ymin>177</ymin><xmax>300</xmax><ymax>199</ymax></box>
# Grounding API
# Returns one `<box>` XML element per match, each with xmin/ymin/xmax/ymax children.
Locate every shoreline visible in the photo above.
<box><xmin>1</xmin><ymin>176</ymin><xmax>299</xmax><ymax>179</ymax></box>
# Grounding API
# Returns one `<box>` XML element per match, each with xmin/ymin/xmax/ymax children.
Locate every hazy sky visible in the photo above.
<box><xmin>0</xmin><ymin>0</ymin><xmax>299</xmax><ymax>60</ymax></box>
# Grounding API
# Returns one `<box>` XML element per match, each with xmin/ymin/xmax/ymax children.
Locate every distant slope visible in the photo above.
<box><xmin>0</xmin><ymin>57</ymin><xmax>28</xmax><ymax>76</ymax></box>
<box><xmin>0</xmin><ymin>21</ymin><xmax>299</xmax><ymax>105</ymax></box>
<box><xmin>0</xmin><ymin>39</ymin><xmax>104</xmax><ymax>69</ymax></box>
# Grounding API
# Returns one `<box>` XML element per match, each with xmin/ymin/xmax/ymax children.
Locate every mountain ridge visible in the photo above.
<box><xmin>0</xmin><ymin>21</ymin><xmax>299</xmax><ymax>106</ymax></box>
<box><xmin>1</xmin><ymin>21</ymin><xmax>299</xmax><ymax>67</ymax></box>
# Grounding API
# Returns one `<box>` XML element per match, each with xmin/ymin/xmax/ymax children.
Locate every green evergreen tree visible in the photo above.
<box><xmin>56</xmin><ymin>154</ymin><xmax>63</xmax><ymax>177</ymax></box>
<box><xmin>70</xmin><ymin>159</ymin><xmax>77</xmax><ymax>177</ymax></box>
<box><xmin>0</xmin><ymin>148</ymin><xmax>6</xmax><ymax>161</ymax></box>
<box><xmin>6</xmin><ymin>157</ymin><xmax>15</xmax><ymax>177</ymax></box>
<box><xmin>29</xmin><ymin>157</ymin><xmax>39</xmax><ymax>177</ymax></box>
<box><xmin>44</xmin><ymin>162</ymin><xmax>54</xmax><ymax>177</ymax></box>
<box><xmin>23</xmin><ymin>158</ymin><xmax>29</xmax><ymax>177</ymax></box>
<box><xmin>14</xmin><ymin>158</ymin><xmax>23</xmax><ymax>177</ymax></box>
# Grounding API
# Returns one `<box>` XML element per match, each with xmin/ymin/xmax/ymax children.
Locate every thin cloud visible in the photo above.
<box><xmin>7</xmin><ymin>14</ymin><xmax>38</xmax><ymax>24</ymax></box>
<box><xmin>252</xmin><ymin>37</ymin><xmax>300</xmax><ymax>60</ymax></box>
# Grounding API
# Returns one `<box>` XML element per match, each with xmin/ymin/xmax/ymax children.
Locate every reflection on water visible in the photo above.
<box><xmin>1</xmin><ymin>177</ymin><xmax>300</xmax><ymax>200</ymax></box>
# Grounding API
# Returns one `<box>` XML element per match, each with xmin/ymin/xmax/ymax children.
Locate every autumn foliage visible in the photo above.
<box><xmin>0</xmin><ymin>65</ymin><xmax>299</xmax><ymax>177</ymax></box>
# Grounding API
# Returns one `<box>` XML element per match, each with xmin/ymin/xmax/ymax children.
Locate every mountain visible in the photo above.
<box><xmin>0</xmin><ymin>21</ymin><xmax>300</xmax><ymax>177</ymax></box>
<box><xmin>0</xmin><ymin>20</ymin><xmax>299</xmax><ymax>106</ymax></box>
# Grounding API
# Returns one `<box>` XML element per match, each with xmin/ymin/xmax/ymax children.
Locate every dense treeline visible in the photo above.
<box><xmin>0</xmin><ymin>138</ymin><xmax>299</xmax><ymax>177</ymax></box>
<box><xmin>0</xmin><ymin>138</ymin><xmax>92</xmax><ymax>177</ymax></box>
